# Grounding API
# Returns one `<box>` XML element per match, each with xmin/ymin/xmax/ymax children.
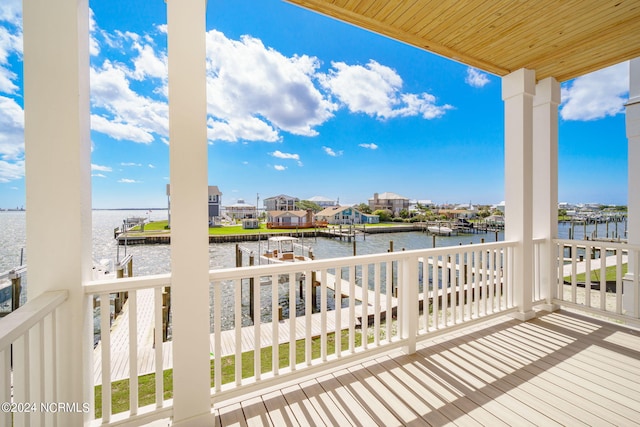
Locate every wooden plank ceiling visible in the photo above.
<box><xmin>286</xmin><ymin>0</ymin><xmax>640</xmax><ymax>82</ymax></box>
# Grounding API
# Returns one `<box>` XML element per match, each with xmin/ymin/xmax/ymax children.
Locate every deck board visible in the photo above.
<box><xmin>209</xmin><ymin>310</ymin><xmax>640</xmax><ymax>427</ymax></box>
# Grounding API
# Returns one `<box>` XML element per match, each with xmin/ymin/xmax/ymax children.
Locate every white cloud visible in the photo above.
<box><xmin>0</xmin><ymin>95</ymin><xmax>24</xmax><ymax>161</ymax></box>
<box><xmin>271</xmin><ymin>150</ymin><xmax>300</xmax><ymax>160</ymax></box>
<box><xmin>90</xmin><ymin>56</ymin><xmax>168</xmax><ymax>143</ymax></box>
<box><xmin>205</xmin><ymin>30</ymin><xmax>336</xmax><ymax>142</ymax></box>
<box><xmin>320</xmin><ymin>60</ymin><xmax>452</xmax><ymax>120</ymax></box>
<box><xmin>560</xmin><ymin>62</ymin><xmax>629</xmax><ymax>121</ymax></box>
<box><xmin>118</xmin><ymin>178</ymin><xmax>140</xmax><ymax>183</ymax></box>
<box><xmin>274</xmin><ymin>165</ymin><xmax>286</xmax><ymax>171</ymax></box>
<box><xmin>359</xmin><ymin>143</ymin><xmax>378</xmax><ymax>150</ymax></box>
<box><xmin>91</xmin><ymin>163</ymin><xmax>112</xmax><ymax>172</ymax></box>
<box><xmin>148</xmin><ymin>164</ymin><xmax>155</xmax><ymax>168</ymax></box>
<box><xmin>0</xmin><ymin>158</ymin><xmax>23</xmax><ymax>183</ymax></box>
<box><xmin>0</xmin><ymin>27</ymin><xmax>21</xmax><ymax>94</ymax></box>
<box><xmin>0</xmin><ymin>0</ymin><xmax>21</xmax><ymax>24</ymax></box>
<box><xmin>92</xmin><ymin>173</ymin><xmax>107</xmax><ymax>178</ymax></box>
<box><xmin>465</xmin><ymin>67</ymin><xmax>490</xmax><ymax>88</ymax></box>
<box><xmin>130</xmin><ymin>41</ymin><xmax>167</xmax><ymax>80</ymax></box>
<box><xmin>323</xmin><ymin>146</ymin><xmax>342</xmax><ymax>157</ymax></box>
<box><xmin>121</xmin><ymin>162</ymin><xmax>142</xmax><ymax>167</ymax></box>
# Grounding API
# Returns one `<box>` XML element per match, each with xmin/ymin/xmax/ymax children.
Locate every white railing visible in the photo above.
<box><xmin>84</xmin><ymin>274</ymin><xmax>172</xmax><ymax>427</ymax></box>
<box><xmin>552</xmin><ymin>239</ymin><xmax>640</xmax><ymax>322</ymax></box>
<box><xmin>0</xmin><ymin>290</ymin><xmax>67</xmax><ymax>427</ymax></box>
<box><xmin>84</xmin><ymin>240</ymin><xmax>517</xmax><ymax>425</ymax></box>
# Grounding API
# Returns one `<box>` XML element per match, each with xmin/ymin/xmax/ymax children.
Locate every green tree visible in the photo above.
<box><xmin>356</xmin><ymin>203</ymin><xmax>372</xmax><ymax>214</ymax></box>
<box><xmin>296</xmin><ymin>200</ymin><xmax>323</xmax><ymax>212</ymax></box>
<box><xmin>373</xmin><ymin>209</ymin><xmax>393</xmax><ymax>222</ymax></box>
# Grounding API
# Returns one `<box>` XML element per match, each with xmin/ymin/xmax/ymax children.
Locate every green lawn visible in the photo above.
<box><xmin>565</xmin><ymin>263</ymin><xmax>628</xmax><ymax>283</ymax></box>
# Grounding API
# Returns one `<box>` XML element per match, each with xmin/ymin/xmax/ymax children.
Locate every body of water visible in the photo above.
<box><xmin>0</xmin><ymin>210</ymin><xmax>628</xmax><ymax>274</ymax></box>
<box><xmin>1</xmin><ymin>210</ymin><xmax>627</xmax><ymax>330</ymax></box>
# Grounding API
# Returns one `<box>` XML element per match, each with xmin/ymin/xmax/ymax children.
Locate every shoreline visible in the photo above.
<box><xmin>115</xmin><ymin>223</ymin><xmax>503</xmax><ymax>245</ymax></box>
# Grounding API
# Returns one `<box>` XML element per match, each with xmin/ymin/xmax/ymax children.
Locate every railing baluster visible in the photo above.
<box><xmin>450</xmin><ymin>253</ymin><xmax>457</xmax><ymax>325</ymax></box>
<box><xmin>348</xmin><ymin>265</ymin><xmax>356</xmax><ymax>354</ymax></box>
<box><xmin>320</xmin><ymin>269</ymin><xmax>328</xmax><ymax>361</ymax></box>
<box><xmin>616</xmin><ymin>250</ymin><xmax>623</xmax><ymax>315</ymax></box>
<box><xmin>289</xmin><ymin>272</ymin><xmax>296</xmax><ymax>371</ymax></box>
<box><xmin>305</xmin><ymin>269</ymin><xmax>312</xmax><ymax>366</ymax></box>
<box><xmin>397</xmin><ymin>260</ymin><xmax>404</xmax><ymax>338</ymax></box>
<box><xmin>385</xmin><ymin>261</ymin><xmax>392</xmax><ymax>341</ymax></box>
<box><xmin>154</xmin><ymin>286</ymin><xmax>163</xmax><ymax>407</ymax></box>
<box><xmin>254</xmin><ymin>275</ymin><xmax>262</xmax><ymax>379</ymax></box>
<box><xmin>585</xmin><ymin>245</ymin><xmax>592</xmax><ymax>307</ymax></box>
<box><xmin>441</xmin><ymin>255</ymin><xmax>448</xmax><ymax>327</ymax></box>
<box><xmin>474</xmin><ymin>249</ymin><xmax>481</xmax><ymax>317</ymax></box>
<box><xmin>361</xmin><ymin>264</ymin><xmax>369</xmax><ymax>349</ymax></box>
<box><xmin>335</xmin><ymin>268</ymin><xmax>342</xmax><ymax>357</ymax></box>
<box><xmin>488</xmin><ymin>249</ymin><xmax>495</xmax><ymax>313</ymax></box>
<box><xmin>214</xmin><ymin>280</ymin><xmax>222</xmax><ymax>393</ymax></box>
<box><xmin>129</xmin><ymin>289</ymin><xmax>138</xmax><ymax>415</ymax></box>
<box><xmin>0</xmin><ymin>349</ymin><xmax>9</xmax><ymax>427</ymax></box>
<box><xmin>431</xmin><ymin>256</ymin><xmax>438</xmax><ymax>329</ymax></box>
<box><xmin>272</xmin><ymin>274</ymin><xmax>279</xmax><ymax>375</ymax></box>
<box><xmin>235</xmin><ymin>278</ymin><xmax>242</xmax><ymax>386</ymax></box>
<box><xmin>374</xmin><ymin>263</ymin><xmax>381</xmax><ymax>346</ymax></box>
<box><xmin>99</xmin><ymin>292</ymin><xmax>111</xmax><ymax>422</ymax></box>
<box><xmin>571</xmin><ymin>244</ymin><xmax>577</xmax><ymax>304</ymax></box>
<box><xmin>600</xmin><ymin>248</ymin><xmax>607</xmax><ymax>311</ymax></box>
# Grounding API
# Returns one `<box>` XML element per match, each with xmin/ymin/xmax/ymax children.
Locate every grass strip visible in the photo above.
<box><xmin>564</xmin><ymin>263</ymin><xmax>628</xmax><ymax>283</ymax></box>
<box><xmin>95</xmin><ymin>328</ymin><xmax>366</xmax><ymax>418</ymax></box>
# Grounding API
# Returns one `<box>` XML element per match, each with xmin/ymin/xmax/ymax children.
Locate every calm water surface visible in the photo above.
<box><xmin>0</xmin><ymin>210</ymin><xmax>628</xmax><ymax>274</ymax></box>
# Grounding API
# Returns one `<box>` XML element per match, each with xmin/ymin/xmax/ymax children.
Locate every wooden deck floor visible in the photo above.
<box><xmin>209</xmin><ymin>309</ymin><xmax>640</xmax><ymax>426</ymax></box>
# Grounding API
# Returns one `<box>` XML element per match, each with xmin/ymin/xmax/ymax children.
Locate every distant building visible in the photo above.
<box><xmin>410</xmin><ymin>199</ymin><xmax>435</xmax><ymax>212</ymax></box>
<box><xmin>315</xmin><ymin>206</ymin><xmax>379</xmax><ymax>225</ymax></box>
<box><xmin>224</xmin><ymin>199</ymin><xmax>256</xmax><ymax>220</ymax></box>
<box><xmin>263</xmin><ymin>194</ymin><xmax>299</xmax><ymax>211</ymax></box>
<box><xmin>368</xmin><ymin>192</ymin><xmax>410</xmax><ymax>215</ymax></box>
<box><xmin>307</xmin><ymin>195</ymin><xmax>338</xmax><ymax>208</ymax></box>
<box><xmin>267</xmin><ymin>210</ymin><xmax>314</xmax><ymax>228</ymax></box>
<box><xmin>166</xmin><ymin>184</ymin><xmax>222</xmax><ymax>227</ymax></box>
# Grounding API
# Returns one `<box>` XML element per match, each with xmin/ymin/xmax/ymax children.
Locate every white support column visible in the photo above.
<box><xmin>533</xmin><ymin>77</ymin><xmax>561</xmax><ymax>312</ymax></box>
<box><xmin>23</xmin><ymin>0</ymin><xmax>92</xmax><ymax>424</ymax></box>
<box><xmin>624</xmin><ymin>58</ymin><xmax>640</xmax><ymax>315</ymax></box>
<box><xmin>502</xmin><ymin>68</ymin><xmax>537</xmax><ymax>321</ymax></box>
<box><xmin>167</xmin><ymin>0</ymin><xmax>214</xmax><ymax>425</ymax></box>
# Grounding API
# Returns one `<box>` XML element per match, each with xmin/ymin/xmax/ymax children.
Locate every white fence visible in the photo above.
<box><xmin>551</xmin><ymin>239</ymin><xmax>640</xmax><ymax>321</ymax></box>
<box><xmin>84</xmin><ymin>240</ymin><xmax>517</xmax><ymax>425</ymax></box>
<box><xmin>0</xmin><ymin>291</ymin><xmax>67</xmax><ymax>427</ymax></box>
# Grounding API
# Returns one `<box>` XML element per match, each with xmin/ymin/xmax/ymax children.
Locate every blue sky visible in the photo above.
<box><xmin>0</xmin><ymin>0</ymin><xmax>631</xmax><ymax>209</ymax></box>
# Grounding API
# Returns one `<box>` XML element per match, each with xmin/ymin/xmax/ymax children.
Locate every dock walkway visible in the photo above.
<box><xmin>93</xmin><ymin>285</ymin><xmax>385</xmax><ymax>385</ymax></box>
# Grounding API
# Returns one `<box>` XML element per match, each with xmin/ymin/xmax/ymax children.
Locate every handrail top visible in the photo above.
<box><xmin>553</xmin><ymin>238</ymin><xmax>640</xmax><ymax>251</ymax></box>
<box><xmin>83</xmin><ymin>240</ymin><xmax>518</xmax><ymax>293</ymax></box>
<box><xmin>0</xmin><ymin>290</ymin><xmax>68</xmax><ymax>351</ymax></box>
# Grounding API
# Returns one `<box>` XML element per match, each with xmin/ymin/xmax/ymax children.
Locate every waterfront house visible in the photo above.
<box><xmin>315</xmin><ymin>205</ymin><xmax>379</xmax><ymax>225</ymax></box>
<box><xmin>368</xmin><ymin>191</ymin><xmax>411</xmax><ymax>216</ymax></box>
<box><xmin>307</xmin><ymin>195</ymin><xmax>338</xmax><ymax>208</ymax></box>
<box><xmin>223</xmin><ymin>199</ymin><xmax>256</xmax><ymax>221</ymax></box>
<box><xmin>266</xmin><ymin>209</ymin><xmax>314</xmax><ymax>228</ymax></box>
<box><xmin>263</xmin><ymin>194</ymin><xmax>299</xmax><ymax>211</ymax></box>
<box><xmin>7</xmin><ymin>2</ymin><xmax>640</xmax><ymax>426</ymax></box>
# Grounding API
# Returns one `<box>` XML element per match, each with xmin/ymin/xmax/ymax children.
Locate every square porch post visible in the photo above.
<box><xmin>624</xmin><ymin>58</ymin><xmax>640</xmax><ymax>316</ymax></box>
<box><xmin>167</xmin><ymin>0</ymin><xmax>214</xmax><ymax>425</ymax></box>
<box><xmin>23</xmin><ymin>0</ymin><xmax>93</xmax><ymax>424</ymax></box>
<box><xmin>533</xmin><ymin>77</ymin><xmax>561</xmax><ymax>312</ymax></box>
<box><xmin>502</xmin><ymin>68</ymin><xmax>537</xmax><ymax>321</ymax></box>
